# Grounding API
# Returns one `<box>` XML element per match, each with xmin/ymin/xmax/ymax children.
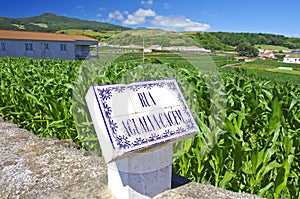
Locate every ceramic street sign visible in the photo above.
<box><xmin>85</xmin><ymin>79</ymin><xmax>199</xmax><ymax>163</ymax></box>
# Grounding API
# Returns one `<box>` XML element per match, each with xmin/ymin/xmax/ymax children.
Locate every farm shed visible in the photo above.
<box><xmin>0</xmin><ymin>30</ymin><xmax>98</xmax><ymax>60</ymax></box>
<box><xmin>283</xmin><ymin>54</ymin><xmax>300</xmax><ymax>64</ymax></box>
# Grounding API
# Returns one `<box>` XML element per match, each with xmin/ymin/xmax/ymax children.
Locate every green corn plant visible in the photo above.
<box><xmin>0</xmin><ymin>57</ymin><xmax>299</xmax><ymax>198</ymax></box>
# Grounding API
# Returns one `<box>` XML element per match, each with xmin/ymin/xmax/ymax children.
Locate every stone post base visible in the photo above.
<box><xmin>107</xmin><ymin>144</ymin><xmax>173</xmax><ymax>199</ymax></box>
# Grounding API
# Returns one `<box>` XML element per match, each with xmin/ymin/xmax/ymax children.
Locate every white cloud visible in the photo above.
<box><xmin>151</xmin><ymin>15</ymin><xmax>211</xmax><ymax>31</ymax></box>
<box><xmin>108</xmin><ymin>10</ymin><xmax>124</xmax><ymax>21</ymax></box>
<box><xmin>123</xmin><ymin>8</ymin><xmax>156</xmax><ymax>25</ymax></box>
<box><xmin>141</xmin><ymin>0</ymin><xmax>153</xmax><ymax>5</ymax></box>
<box><xmin>108</xmin><ymin>7</ymin><xmax>211</xmax><ymax>32</ymax></box>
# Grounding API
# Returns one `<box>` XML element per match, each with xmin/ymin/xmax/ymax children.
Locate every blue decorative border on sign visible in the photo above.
<box><xmin>96</xmin><ymin>79</ymin><xmax>197</xmax><ymax>150</ymax></box>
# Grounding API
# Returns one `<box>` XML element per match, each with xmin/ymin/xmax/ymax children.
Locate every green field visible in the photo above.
<box><xmin>244</xmin><ymin>60</ymin><xmax>300</xmax><ymax>69</ymax></box>
<box><xmin>254</xmin><ymin>44</ymin><xmax>289</xmax><ymax>51</ymax></box>
<box><xmin>100</xmin><ymin>50</ymin><xmax>244</xmax><ymax>68</ymax></box>
<box><xmin>56</xmin><ymin>29</ymin><xmax>121</xmax><ymax>41</ymax></box>
<box><xmin>229</xmin><ymin>67</ymin><xmax>300</xmax><ymax>85</ymax></box>
<box><xmin>0</xmin><ymin>56</ymin><xmax>299</xmax><ymax>199</ymax></box>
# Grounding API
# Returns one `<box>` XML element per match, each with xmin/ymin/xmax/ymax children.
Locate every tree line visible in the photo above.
<box><xmin>191</xmin><ymin>32</ymin><xmax>300</xmax><ymax>51</ymax></box>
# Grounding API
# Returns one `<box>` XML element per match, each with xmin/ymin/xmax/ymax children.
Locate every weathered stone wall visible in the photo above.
<box><xmin>0</xmin><ymin>118</ymin><xmax>266</xmax><ymax>199</ymax></box>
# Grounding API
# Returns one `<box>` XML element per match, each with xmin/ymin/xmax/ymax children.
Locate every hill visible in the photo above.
<box><xmin>1</xmin><ymin>13</ymin><xmax>300</xmax><ymax>51</ymax></box>
<box><xmin>105</xmin><ymin>29</ymin><xmax>200</xmax><ymax>47</ymax></box>
<box><xmin>0</xmin><ymin>13</ymin><xmax>130</xmax><ymax>32</ymax></box>
<box><xmin>104</xmin><ymin>29</ymin><xmax>300</xmax><ymax>52</ymax></box>
<box><xmin>189</xmin><ymin>32</ymin><xmax>300</xmax><ymax>51</ymax></box>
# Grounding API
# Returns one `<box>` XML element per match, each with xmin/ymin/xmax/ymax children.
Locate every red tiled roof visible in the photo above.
<box><xmin>0</xmin><ymin>29</ymin><xmax>98</xmax><ymax>42</ymax></box>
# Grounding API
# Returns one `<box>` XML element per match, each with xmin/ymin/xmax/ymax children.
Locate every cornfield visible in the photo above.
<box><xmin>0</xmin><ymin>57</ymin><xmax>299</xmax><ymax>198</ymax></box>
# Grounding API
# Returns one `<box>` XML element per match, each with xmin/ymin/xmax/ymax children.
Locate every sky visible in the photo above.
<box><xmin>1</xmin><ymin>0</ymin><xmax>300</xmax><ymax>37</ymax></box>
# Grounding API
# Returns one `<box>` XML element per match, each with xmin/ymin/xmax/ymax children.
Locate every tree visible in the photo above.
<box><xmin>236</xmin><ymin>43</ymin><xmax>259</xmax><ymax>57</ymax></box>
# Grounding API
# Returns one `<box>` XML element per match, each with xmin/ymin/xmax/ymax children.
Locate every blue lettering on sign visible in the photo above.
<box><xmin>122</xmin><ymin>119</ymin><xmax>140</xmax><ymax>137</ymax></box>
<box><xmin>122</xmin><ymin>109</ymin><xmax>187</xmax><ymax>137</ymax></box>
<box><xmin>137</xmin><ymin>92</ymin><xmax>156</xmax><ymax>107</ymax></box>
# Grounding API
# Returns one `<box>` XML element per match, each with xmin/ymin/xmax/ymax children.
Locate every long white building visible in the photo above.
<box><xmin>283</xmin><ymin>54</ymin><xmax>300</xmax><ymax>64</ymax></box>
<box><xmin>0</xmin><ymin>30</ymin><xmax>98</xmax><ymax>60</ymax></box>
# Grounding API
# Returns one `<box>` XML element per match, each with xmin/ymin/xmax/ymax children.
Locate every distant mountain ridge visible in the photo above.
<box><xmin>0</xmin><ymin>13</ymin><xmax>130</xmax><ymax>32</ymax></box>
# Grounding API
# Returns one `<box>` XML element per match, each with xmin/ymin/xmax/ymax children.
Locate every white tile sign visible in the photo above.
<box><xmin>86</xmin><ymin>79</ymin><xmax>199</xmax><ymax>163</ymax></box>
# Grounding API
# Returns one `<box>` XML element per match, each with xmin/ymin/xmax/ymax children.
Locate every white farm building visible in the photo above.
<box><xmin>283</xmin><ymin>54</ymin><xmax>300</xmax><ymax>64</ymax></box>
<box><xmin>0</xmin><ymin>30</ymin><xmax>98</xmax><ymax>60</ymax></box>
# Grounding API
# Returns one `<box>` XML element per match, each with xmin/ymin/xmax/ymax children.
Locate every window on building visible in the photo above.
<box><xmin>25</xmin><ymin>43</ymin><xmax>33</xmax><ymax>51</ymax></box>
<box><xmin>60</xmin><ymin>44</ymin><xmax>67</xmax><ymax>51</ymax></box>
<box><xmin>44</xmin><ymin>43</ymin><xmax>49</xmax><ymax>50</ymax></box>
<box><xmin>0</xmin><ymin>43</ymin><xmax>6</xmax><ymax>51</ymax></box>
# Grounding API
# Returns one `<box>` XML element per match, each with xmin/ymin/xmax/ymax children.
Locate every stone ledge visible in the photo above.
<box><xmin>0</xmin><ymin>118</ymin><xmax>265</xmax><ymax>199</ymax></box>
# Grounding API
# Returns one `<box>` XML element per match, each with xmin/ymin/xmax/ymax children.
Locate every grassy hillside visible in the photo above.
<box><xmin>254</xmin><ymin>44</ymin><xmax>289</xmax><ymax>51</ymax></box>
<box><xmin>0</xmin><ymin>13</ymin><xmax>130</xmax><ymax>32</ymax></box>
<box><xmin>105</xmin><ymin>30</ymin><xmax>300</xmax><ymax>52</ymax></box>
<box><xmin>56</xmin><ymin>29</ymin><xmax>121</xmax><ymax>41</ymax></box>
<box><xmin>106</xmin><ymin>29</ymin><xmax>198</xmax><ymax>46</ymax></box>
<box><xmin>1</xmin><ymin>13</ymin><xmax>300</xmax><ymax>52</ymax></box>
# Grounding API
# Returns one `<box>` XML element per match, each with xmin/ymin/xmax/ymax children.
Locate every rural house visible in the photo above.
<box><xmin>143</xmin><ymin>45</ymin><xmax>163</xmax><ymax>53</ymax></box>
<box><xmin>259</xmin><ymin>50</ymin><xmax>276</xmax><ymax>59</ymax></box>
<box><xmin>283</xmin><ymin>54</ymin><xmax>300</xmax><ymax>64</ymax></box>
<box><xmin>0</xmin><ymin>30</ymin><xmax>98</xmax><ymax>60</ymax></box>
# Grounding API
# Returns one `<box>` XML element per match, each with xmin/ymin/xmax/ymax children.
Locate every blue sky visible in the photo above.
<box><xmin>1</xmin><ymin>0</ymin><xmax>300</xmax><ymax>37</ymax></box>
